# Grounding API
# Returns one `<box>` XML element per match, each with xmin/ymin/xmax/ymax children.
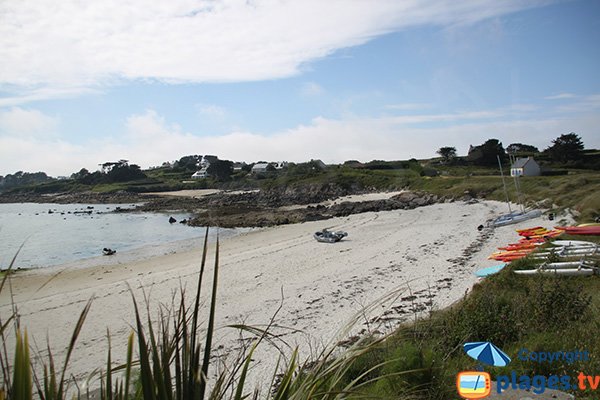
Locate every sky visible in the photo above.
<box><xmin>1</xmin><ymin>0</ymin><xmax>599</xmax><ymax>177</ymax></box>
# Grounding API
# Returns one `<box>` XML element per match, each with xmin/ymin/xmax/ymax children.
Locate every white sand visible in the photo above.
<box><xmin>0</xmin><ymin>199</ymin><xmax>555</xmax><ymax>391</ymax></box>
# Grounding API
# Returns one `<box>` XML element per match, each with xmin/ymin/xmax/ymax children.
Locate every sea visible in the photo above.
<box><xmin>0</xmin><ymin>203</ymin><xmax>243</xmax><ymax>270</ymax></box>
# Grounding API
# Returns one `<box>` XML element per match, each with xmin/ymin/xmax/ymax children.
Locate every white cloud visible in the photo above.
<box><xmin>197</xmin><ymin>104</ymin><xmax>227</xmax><ymax>118</ymax></box>
<box><xmin>301</xmin><ymin>82</ymin><xmax>324</xmax><ymax>96</ymax></box>
<box><xmin>0</xmin><ymin>107</ymin><xmax>59</xmax><ymax>137</ymax></box>
<box><xmin>0</xmin><ymin>87</ymin><xmax>102</xmax><ymax>107</ymax></box>
<box><xmin>3</xmin><ymin>106</ymin><xmax>599</xmax><ymax>177</ymax></box>
<box><xmin>544</xmin><ymin>93</ymin><xmax>577</xmax><ymax>100</ymax></box>
<box><xmin>385</xmin><ymin>103</ymin><xmax>432</xmax><ymax>111</ymax></box>
<box><xmin>0</xmin><ymin>0</ymin><xmax>550</xmax><ymax>98</ymax></box>
<box><xmin>554</xmin><ymin>94</ymin><xmax>600</xmax><ymax>113</ymax></box>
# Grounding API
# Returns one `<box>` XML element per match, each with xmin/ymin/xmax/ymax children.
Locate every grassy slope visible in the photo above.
<box><xmin>334</xmin><ymin>243</ymin><xmax>600</xmax><ymax>399</ymax></box>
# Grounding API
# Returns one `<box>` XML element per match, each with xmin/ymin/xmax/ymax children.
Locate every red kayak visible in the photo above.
<box><xmin>555</xmin><ymin>226</ymin><xmax>600</xmax><ymax>236</ymax></box>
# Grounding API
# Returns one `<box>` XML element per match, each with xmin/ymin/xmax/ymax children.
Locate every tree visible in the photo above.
<box><xmin>544</xmin><ymin>132</ymin><xmax>584</xmax><ymax>163</ymax></box>
<box><xmin>70</xmin><ymin>168</ymin><xmax>90</xmax><ymax>181</ymax></box>
<box><xmin>106</xmin><ymin>163</ymin><xmax>146</xmax><ymax>182</ymax></box>
<box><xmin>175</xmin><ymin>155</ymin><xmax>202</xmax><ymax>172</ymax></box>
<box><xmin>437</xmin><ymin>147</ymin><xmax>457</xmax><ymax>163</ymax></box>
<box><xmin>467</xmin><ymin>139</ymin><xmax>507</xmax><ymax>166</ymax></box>
<box><xmin>0</xmin><ymin>171</ymin><xmax>54</xmax><ymax>191</ymax></box>
<box><xmin>506</xmin><ymin>143</ymin><xmax>539</xmax><ymax>155</ymax></box>
<box><xmin>206</xmin><ymin>160</ymin><xmax>233</xmax><ymax>181</ymax></box>
<box><xmin>266</xmin><ymin>163</ymin><xmax>277</xmax><ymax>172</ymax></box>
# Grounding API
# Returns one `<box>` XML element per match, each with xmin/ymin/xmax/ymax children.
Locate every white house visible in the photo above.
<box><xmin>251</xmin><ymin>162</ymin><xmax>270</xmax><ymax>174</ymax></box>
<box><xmin>511</xmin><ymin>157</ymin><xmax>541</xmax><ymax>177</ymax></box>
<box><xmin>191</xmin><ymin>170</ymin><xmax>209</xmax><ymax>179</ymax></box>
<box><xmin>191</xmin><ymin>156</ymin><xmax>211</xmax><ymax>179</ymax></box>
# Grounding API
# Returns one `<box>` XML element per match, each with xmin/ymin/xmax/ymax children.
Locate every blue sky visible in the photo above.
<box><xmin>1</xmin><ymin>0</ymin><xmax>599</xmax><ymax>176</ymax></box>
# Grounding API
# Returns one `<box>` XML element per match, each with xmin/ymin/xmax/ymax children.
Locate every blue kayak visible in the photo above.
<box><xmin>474</xmin><ymin>263</ymin><xmax>507</xmax><ymax>277</ymax></box>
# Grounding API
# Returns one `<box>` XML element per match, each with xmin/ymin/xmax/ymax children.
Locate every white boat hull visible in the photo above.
<box><xmin>515</xmin><ymin>268</ymin><xmax>595</xmax><ymax>276</ymax></box>
<box><xmin>493</xmin><ymin>210</ymin><xmax>542</xmax><ymax>227</ymax></box>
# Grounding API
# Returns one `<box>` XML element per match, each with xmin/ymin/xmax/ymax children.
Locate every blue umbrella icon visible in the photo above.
<box><xmin>463</xmin><ymin>342</ymin><xmax>511</xmax><ymax>367</ymax></box>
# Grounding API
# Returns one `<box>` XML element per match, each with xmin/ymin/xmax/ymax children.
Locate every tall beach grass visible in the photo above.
<box><xmin>0</xmin><ymin>229</ymin><xmax>414</xmax><ymax>400</ymax></box>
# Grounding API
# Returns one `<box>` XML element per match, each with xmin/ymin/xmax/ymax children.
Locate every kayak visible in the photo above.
<box><xmin>498</xmin><ymin>242</ymin><xmax>541</xmax><ymax>251</ymax></box>
<box><xmin>517</xmin><ymin>228</ymin><xmax>563</xmax><ymax>239</ymax></box>
<box><xmin>555</xmin><ymin>226</ymin><xmax>600</xmax><ymax>236</ymax></box>
<box><xmin>474</xmin><ymin>264</ymin><xmax>507</xmax><ymax>277</ymax></box>
<box><xmin>517</xmin><ymin>226</ymin><xmax>544</xmax><ymax>233</ymax></box>
<box><xmin>491</xmin><ymin>245</ymin><xmax>598</xmax><ymax>261</ymax></box>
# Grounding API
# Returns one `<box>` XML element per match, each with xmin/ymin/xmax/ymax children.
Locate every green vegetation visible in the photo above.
<box><xmin>329</xmin><ymin>238</ymin><xmax>600</xmax><ymax>399</ymax></box>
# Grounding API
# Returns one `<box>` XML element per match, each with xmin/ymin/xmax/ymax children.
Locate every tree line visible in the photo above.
<box><xmin>0</xmin><ymin>132</ymin><xmax>594</xmax><ymax>193</ymax></box>
<box><xmin>436</xmin><ymin>132</ymin><xmax>587</xmax><ymax>166</ymax></box>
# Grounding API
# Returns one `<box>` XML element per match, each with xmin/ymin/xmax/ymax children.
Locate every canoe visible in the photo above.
<box><xmin>515</xmin><ymin>268</ymin><xmax>595</xmax><ymax>276</ymax></box>
<box><xmin>474</xmin><ymin>264</ymin><xmax>507</xmax><ymax>277</ymax></box>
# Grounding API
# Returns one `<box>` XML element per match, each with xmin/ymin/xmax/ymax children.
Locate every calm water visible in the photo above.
<box><xmin>0</xmin><ymin>203</ymin><xmax>235</xmax><ymax>269</ymax></box>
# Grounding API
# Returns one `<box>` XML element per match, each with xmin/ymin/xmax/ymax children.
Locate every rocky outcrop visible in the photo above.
<box><xmin>328</xmin><ymin>192</ymin><xmax>442</xmax><ymax>217</ymax></box>
<box><xmin>187</xmin><ymin>191</ymin><xmax>445</xmax><ymax>228</ymax></box>
<box><xmin>0</xmin><ymin>191</ymin><xmax>145</xmax><ymax>204</ymax></box>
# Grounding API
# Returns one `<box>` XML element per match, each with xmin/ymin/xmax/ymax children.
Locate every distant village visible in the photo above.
<box><xmin>154</xmin><ymin>155</ymin><xmax>326</xmax><ymax>180</ymax></box>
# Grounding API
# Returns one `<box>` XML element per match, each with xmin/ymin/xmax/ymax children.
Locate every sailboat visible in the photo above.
<box><xmin>492</xmin><ymin>154</ymin><xmax>542</xmax><ymax>227</ymax></box>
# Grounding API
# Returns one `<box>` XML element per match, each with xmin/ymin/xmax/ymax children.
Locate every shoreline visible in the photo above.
<box><xmin>0</xmin><ymin>202</ymin><xmax>246</xmax><ymax>271</ymax></box>
<box><xmin>0</xmin><ymin>200</ymin><xmax>556</xmax><ymax>390</ymax></box>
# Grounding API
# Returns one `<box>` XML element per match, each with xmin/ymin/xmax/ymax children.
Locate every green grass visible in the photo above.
<box><xmin>328</xmin><ymin>237</ymin><xmax>600</xmax><ymax>399</ymax></box>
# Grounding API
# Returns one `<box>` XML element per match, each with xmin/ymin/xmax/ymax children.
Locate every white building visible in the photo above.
<box><xmin>511</xmin><ymin>157</ymin><xmax>541</xmax><ymax>177</ymax></box>
<box><xmin>251</xmin><ymin>162</ymin><xmax>270</xmax><ymax>174</ymax></box>
<box><xmin>191</xmin><ymin>156</ymin><xmax>211</xmax><ymax>179</ymax></box>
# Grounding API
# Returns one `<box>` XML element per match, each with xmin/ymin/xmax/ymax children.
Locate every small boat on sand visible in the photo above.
<box><xmin>493</xmin><ymin>209</ymin><xmax>542</xmax><ymax>227</ymax></box>
<box><xmin>103</xmin><ymin>248</ymin><xmax>116</xmax><ymax>256</ymax></box>
<box><xmin>314</xmin><ymin>229</ymin><xmax>348</xmax><ymax>243</ymax></box>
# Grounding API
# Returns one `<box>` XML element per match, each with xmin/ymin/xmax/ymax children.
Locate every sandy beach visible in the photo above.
<box><xmin>0</xmin><ymin>198</ymin><xmax>555</xmax><ymax>391</ymax></box>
